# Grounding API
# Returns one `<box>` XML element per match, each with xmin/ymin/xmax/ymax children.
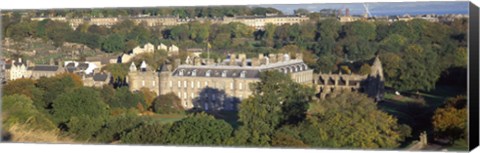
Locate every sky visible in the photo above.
<box><xmin>256</xmin><ymin>1</ymin><xmax>469</xmax><ymax>16</ymax></box>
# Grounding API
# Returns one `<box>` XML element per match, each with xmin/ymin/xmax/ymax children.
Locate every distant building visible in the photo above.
<box><xmin>127</xmin><ymin>61</ymin><xmax>160</xmax><ymax>95</ymax></box>
<box><xmin>4</xmin><ymin>58</ymin><xmax>65</xmax><ymax>80</ymax></box>
<box><xmin>222</xmin><ymin>13</ymin><xmax>310</xmax><ymax>30</ymax></box>
<box><xmin>82</xmin><ymin>72</ymin><xmax>111</xmax><ymax>88</ymax></box>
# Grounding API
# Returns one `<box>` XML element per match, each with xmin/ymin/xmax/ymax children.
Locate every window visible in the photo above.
<box><xmin>183</xmin><ymin>92</ymin><xmax>187</xmax><ymax>99</ymax></box>
<box><xmin>153</xmin><ymin>81</ymin><xmax>155</xmax><ymax>86</ymax></box>
<box><xmin>179</xmin><ymin>69</ymin><xmax>184</xmax><ymax>76</ymax></box>
<box><xmin>239</xmin><ymin>83</ymin><xmax>243</xmax><ymax>90</ymax></box>
<box><xmin>221</xmin><ymin>70</ymin><xmax>227</xmax><ymax>77</ymax></box>
<box><xmin>240</xmin><ymin>71</ymin><xmax>246</xmax><ymax>78</ymax></box>
<box><xmin>205</xmin><ymin>81</ymin><xmax>209</xmax><ymax>87</ymax></box>
<box><xmin>230</xmin><ymin>82</ymin><xmax>234</xmax><ymax>90</ymax></box>
<box><xmin>142</xmin><ymin>80</ymin><xmax>145</xmax><ymax>86</ymax></box>
<box><xmin>169</xmin><ymin>81</ymin><xmax>172</xmax><ymax>88</ymax></box>
<box><xmin>191</xmin><ymin>81</ymin><xmax>194</xmax><ymax>88</ymax></box>
<box><xmin>192</xmin><ymin>69</ymin><xmax>197</xmax><ymax>76</ymax></box>
<box><xmin>178</xmin><ymin>81</ymin><xmax>181</xmax><ymax>87</ymax></box>
<box><xmin>178</xmin><ymin>92</ymin><xmax>181</xmax><ymax>98</ymax></box>
<box><xmin>206</xmin><ymin>70</ymin><xmax>211</xmax><ymax>77</ymax></box>
<box><xmin>183</xmin><ymin>81</ymin><xmax>187</xmax><ymax>88</ymax></box>
<box><xmin>191</xmin><ymin>93</ymin><xmax>195</xmax><ymax>98</ymax></box>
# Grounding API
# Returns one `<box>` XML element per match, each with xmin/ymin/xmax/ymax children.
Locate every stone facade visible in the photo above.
<box><xmin>315</xmin><ymin>56</ymin><xmax>385</xmax><ymax>101</ymax></box>
<box><xmin>82</xmin><ymin>72</ymin><xmax>111</xmax><ymax>88</ymax></box>
<box><xmin>127</xmin><ymin>61</ymin><xmax>160</xmax><ymax>95</ymax></box>
<box><xmin>157</xmin><ymin>53</ymin><xmax>313</xmax><ymax>111</ymax></box>
<box><xmin>223</xmin><ymin>13</ymin><xmax>310</xmax><ymax>30</ymax></box>
<box><xmin>4</xmin><ymin>58</ymin><xmax>65</xmax><ymax>80</ymax></box>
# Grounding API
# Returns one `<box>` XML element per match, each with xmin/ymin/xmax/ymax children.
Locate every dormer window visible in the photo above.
<box><xmin>240</xmin><ymin>71</ymin><xmax>246</xmax><ymax>78</ymax></box>
<box><xmin>206</xmin><ymin>70</ymin><xmax>211</xmax><ymax>77</ymax></box>
<box><xmin>221</xmin><ymin>70</ymin><xmax>228</xmax><ymax>77</ymax></box>
<box><xmin>179</xmin><ymin>69</ymin><xmax>185</xmax><ymax>76</ymax></box>
<box><xmin>192</xmin><ymin>69</ymin><xmax>197</xmax><ymax>76</ymax></box>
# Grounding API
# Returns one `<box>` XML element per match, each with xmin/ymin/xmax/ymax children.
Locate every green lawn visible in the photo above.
<box><xmin>379</xmin><ymin>85</ymin><xmax>466</xmax><ymax>149</ymax></box>
<box><xmin>150</xmin><ymin>114</ymin><xmax>186</xmax><ymax>124</ymax></box>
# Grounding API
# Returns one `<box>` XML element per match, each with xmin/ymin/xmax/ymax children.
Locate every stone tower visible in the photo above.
<box><xmin>366</xmin><ymin>56</ymin><xmax>385</xmax><ymax>101</ymax></box>
<box><xmin>158</xmin><ymin>63</ymin><xmax>171</xmax><ymax>95</ymax></box>
<box><xmin>127</xmin><ymin>61</ymin><xmax>160</xmax><ymax>95</ymax></box>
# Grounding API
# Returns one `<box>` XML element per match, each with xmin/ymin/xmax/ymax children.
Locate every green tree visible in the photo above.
<box><xmin>234</xmin><ymin>71</ymin><xmax>315</xmax><ymax>146</ymax></box>
<box><xmin>396</xmin><ymin>44</ymin><xmax>441</xmax><ymax>91</ymax></box>
<box><xmin>432</xmin><ymin>95</ymin><xmax>467</xmax><ymax>143</ymax></box>
<box><xmin>121</xmin><ymin>122</ymin><xmax>171</xmax><ymax>144</ymax></box>
<box><xmin>166</xmin><ymin>113</ymin><xmax>233</xmax><ymax>145</ymax></box>
<box><xmin>3</xmin><ymin>78</ymin><xmax>44</xmax><ymax>110</ymax></box>
<box><xmin>302</xmin><ymin>92</ymin><xmax>409</xmax><ymax>149</ymax></box>
<box><xmin>152</xmin><ymin>93</ymin><xmax>184</xmax><ymax>114</ymax></box>
<box><xmin>94</xmin><ymin>113</ymin><xmax>145</xmax><ymax>143</ymax></box>
<box><xmin>102</xmin><ymin>33</ymin><xmax>125</xmax><ymax>53</ymax></box>
<box><xmin>2</xmin><ymin>94</ymin><xmax>56</xmax><ymax>131</ymax></box>
<box><xmin>36</xmin><ymin>73</ymin><xmax>83</xmax><ymax>109</ymax></box>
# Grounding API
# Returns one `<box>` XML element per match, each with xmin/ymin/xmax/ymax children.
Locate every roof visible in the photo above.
<box><xmin>93</xmin><ymin>73</ymin><xmax>109</xmax><ymax>81</ymax></box>
<box><xmin>28</xmin><ymin>65</ymin><xmax>60</xmax><ymax>71</ymax></box>
<box><xmin>77</xmin><ymin>63</ymin><xmax>89</xmax><ymax>70</ymax></box>
<box><xmin>172</xmin><ymin>59</ymin><xmax>310</xmax><ymax>79</ymax></box>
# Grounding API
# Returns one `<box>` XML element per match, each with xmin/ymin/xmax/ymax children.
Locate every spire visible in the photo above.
<box><xmin>370</xmin><ymin>56</ymin><xmax>384</xmax><ymax>80</ymax></box>
<box><xmin>140</xmin><ymin>60</ymin><xmax>148</xmax><ymax>70</ymax></box>
<box><xmin>129</xmin><ymin>62</ymin><xmax>137</xmax><ymax>72</ymax></box>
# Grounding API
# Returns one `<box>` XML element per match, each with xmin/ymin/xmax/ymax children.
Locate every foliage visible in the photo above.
<box><xmin>166</xmin><ymin>113</ymin><xmax>233</xmax><ymax>145</ymax></box>
<box><xmin>358</xmin><ymin>63</ymin><xmax>371</xmax><ymax>75</ymax></box>
<box><xmin>152</xmin><ymin>93</ymin><xmax>184</xmax><ymax>114</ymax></box>
<box><xmin>432</xmin><ymin>95</ymin><xmax>467</xmax><ymax>143</ymax></box>
<box><xmin>303</xmin><ymin>92</ymin><xmax>409</xmax><ymax>149</ymax></box>
<box><xmin>51</xmin><ymin>87</ymin><xmax>109</xmax><ymax>124</ymax></box>
<box><xmin>103</xmin><ymin>87</ymin><xmax>147</xmax><ymax>110</ymax></box>
<box><xmin>2</xmin><ymin>94</ymin><xmax>56</xmax><ymax>131</ymax></box>
<box><xmin>94</xmin><ymin>113</ymin><xmax>144</xmax><ymax>143</ymax></box>
<box><xmin>36</xmin><ymin>73</ymin><xmax>83</xmax><ymax>109</ymax></box>
<box><xmin>3</xmin><ymin>78</ymin><xmax>45</xmax><ymax>110</ymax></box>
<box><xmin>139</xmin><ymin>87</ymin><xmax>158</xmax><ymax>108</ymax></box>
<box><xmin>235</xmin><ymin>71</ymin><xmax>315</xmax><ymax>146</ymax></box>
<box><xmin>121</xmin><ymin>122</ymin><xmax>171</xmax><ymax>144</ymax></box>
<box><xmin>271</xmin><ymin>125</ymin><xmax>308</xmax><ymax>147</ymax></box>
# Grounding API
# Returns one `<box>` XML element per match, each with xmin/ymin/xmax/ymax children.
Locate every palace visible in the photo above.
<box><xmin>127</xmin><ymin>53</ymin><xmax>314</xmax><ymax>111</ymax></box>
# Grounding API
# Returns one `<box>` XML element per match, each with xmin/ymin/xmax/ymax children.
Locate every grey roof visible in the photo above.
<box><xmin>93</xmin><ymin>73</ymin><xmax>109</xmax><ymax>81</ymax></box>
<box><xmin>5</xmin><ymin>64</ymin><xmax>11</xmax><ymax>69</ymax></box>
<box><xmin>28</xmin><ymin>65</ymin><xmax>60</xmax><ymax>71</ymax></box>
<box><xmin>77</xmin><ymin>63</ymin><xmax>89</xmax><ymax>70</ymax></box>
<box><xmin>172</xmin><ymin>59</ymin><xmax>310</xmax><ymax>79</ymax></box>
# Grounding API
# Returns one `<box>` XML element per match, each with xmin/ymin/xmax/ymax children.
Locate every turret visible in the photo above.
<box><xmin>129</xmin><ymin>62</ymin><xmax>137</xmax><ymax>72</ymax></box>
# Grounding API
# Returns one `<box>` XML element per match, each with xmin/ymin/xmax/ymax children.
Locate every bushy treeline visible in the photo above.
<box><xmin>2</xmin><ymin>71</ymin><xmax>411</xmax><ymax>149</ymax></box>
<box><xmin>2</xmin><ymin>11</ymin><xmax>467</xmax><ymax>92</ymax></box>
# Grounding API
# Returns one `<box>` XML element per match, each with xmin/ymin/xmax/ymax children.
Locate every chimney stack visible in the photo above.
<box><xmin>268</xmin><ymin>54</ymin><xmax>277</xmax><ymax>63</ymax></box>
<box><xmin>229</xmin><ymin>54</ymin><xmax>236</xmax><ymax>65</ymax></box>
<box><xmin>18</xmin><ymin>58</ymin><xmax>22</xmax><ymax>63</ymax></box>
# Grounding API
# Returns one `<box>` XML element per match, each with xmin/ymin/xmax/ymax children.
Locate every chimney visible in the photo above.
<box><xmin>238</xmin><ymin>53</ymin><xmax>246</xmax><ymax>62</ymax></box>
<box><xmin>251</xmin><ymin>57</ymin><xmax>260</xmax><ymax>66</ymax></box>
<box><xmin>18</xmin><ymin>58</ymin><xmax>22</xmax><ymax>63</ymax></box>
<box><xmin>268</xmin><ymin>54</ymin><xmax>277</xmax><ymax>63</ymax></box>
<box><xmin>241</xmin><ymin>58</ymin><xmax>247</xmax><ymax>67</ymax></box>
<box><xmin>296</xmin><ymin>53</ymin><xmax>303</xmax><ymax>60</ymax></box>
<box><xmin>276</xmin><ymin>53</ymin><xmax>284</xmax><ymax>62</ymax></box>
<box><xmin>229</xmin><ymin>54</ymin><xmax>236</xmax><ymax>65</ymax></box>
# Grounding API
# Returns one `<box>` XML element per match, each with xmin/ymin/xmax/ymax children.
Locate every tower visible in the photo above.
<box><xmin>158</xmin><ymin>63</ymin><xmax>171</xmax><ymax>95</ymax></box>
<box><xmin>366</xmin><ymin>56</ymin><xmax>385</xmax><ymax>101</ymax></box>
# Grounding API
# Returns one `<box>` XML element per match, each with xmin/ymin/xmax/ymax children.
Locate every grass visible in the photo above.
<box><xmin>150</xmin><ymin>113</ymin><xmax>186</xmax><ymax>124</ymax></box>
<box><xmin>3</xmin><ymin>123</ymin><xmax>75</xmax><ymax>143</ymax></box>
<box><xmin>379</xmin><ymin>85</ymin><xmax>466</xmax><ymax>149</ymax></box>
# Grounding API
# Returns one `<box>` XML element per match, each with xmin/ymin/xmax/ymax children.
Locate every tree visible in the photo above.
<box><xmin>152</xmin><ymin>93</ymin><xmax>184</xmax><ymax>114</ymax></box>
<box><xmin>139</xmin><ymin>87</ymin><xmax>157</xmax><ymax>108</ymax></box>
<box><xmin>3</xmin><ymin>78</ymin><xmax>44</xmax><ymax>109</ymax></box>
<box><xmin>121</xmin><ymin>122</ymin><xmax>171</xmax><ymax>144</ymax></box>
<box><xmin>166</xmin><ymin>113</ymin><xmax>233</xmax><ymax>145</ymax></box>
<box><xmin>51</xmin><ymin>87</ymin><xmax>109</xmax><ymax>124</ymax></box>
<box><xmin>94</xmin><ymin>113</ymin><xmax>145</xmax><ymax>143</ymax></box>
<box><xmin>234</xmin><ymin>71</ymin><xmax>315</xmax><ymax>146</ymax></box>
<box><xmin>302</xmin><ymin>92</ymin><xmax>410</xmax><ymax>149</ymax></box>
<box><xmin>102</xmin><ymin>33</ymin><xmax>125</xmax><ymax>53</ymax></box>
<box><xmin>2</xmin><ymin>94</ymin><xmax>56</xmax><ymax>131</ymax></box>
<box><xmin>432</xmin><ymin>95</ymin><xmax>467</xmax><ymax>143</ymax></box>
<box><xmin>396</xmin><ymin>44</ymin><xmax>441</xmax><ymax>91</ymax></box>
<box><xmin>271</xmin><ymin>125</ymin><xmax>308</xmax><ymax>147</ymax></box>
<box><xmin>104</xmin><ymin>87</ymin><xmax>146</xmax><ymax>110</ymax></box>
<box><xmin>358</xmin><ymin>63</ymin><xmax>371</xmax><ymax>75</ymax></box>
<box><xmin>36</xmin><ymin>73</ymin><xmax>83</xmax><ymax>109</ymax></box>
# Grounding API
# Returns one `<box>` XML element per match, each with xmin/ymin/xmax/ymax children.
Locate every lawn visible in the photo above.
<box><xmin>149</xmin><ymin>113</ymin><xmax>186</xmax><ymax>124</ymax></box>
<box><xmin>379</xmin><ymin>85</ymin><xmax>466</xmax><ymax>149</ymax></box>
